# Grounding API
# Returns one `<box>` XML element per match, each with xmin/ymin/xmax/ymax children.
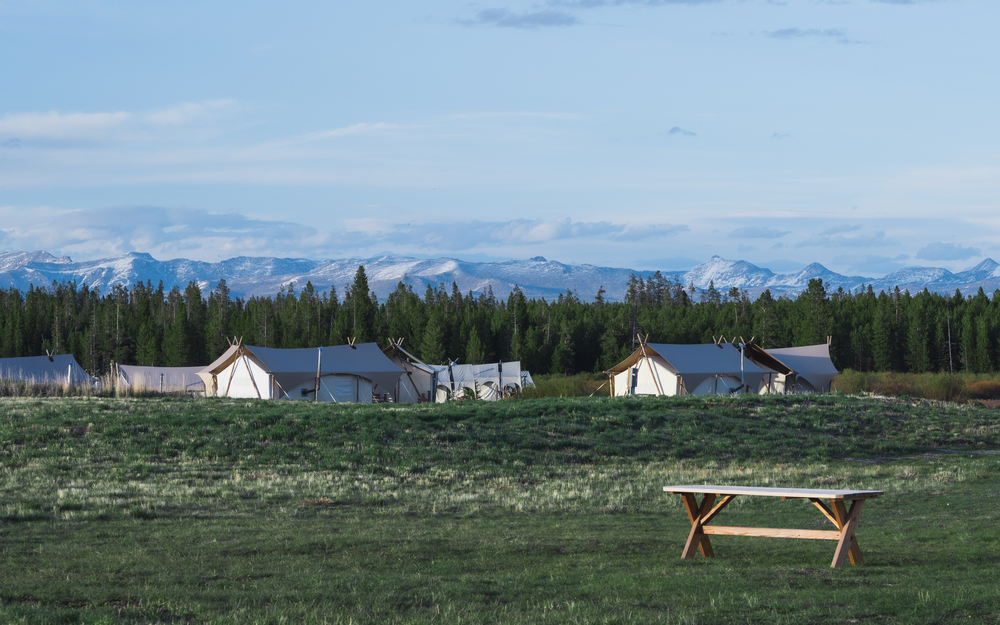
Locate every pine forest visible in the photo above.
<box><xmin>2</xmin><ymin>266</ymin><xmax>999</xmax><ymax>378</ymax></box>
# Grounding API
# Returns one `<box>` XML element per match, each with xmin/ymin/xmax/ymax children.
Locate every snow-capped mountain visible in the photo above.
<box><xmin>0</xmin><ymin>251</ymin><xmax>645</xmax><ymax>301</ymax></box>
<box><xmin>1</xmin><ymin>250</ymin><xmax>999</xmax><ymax>301</ymax></box>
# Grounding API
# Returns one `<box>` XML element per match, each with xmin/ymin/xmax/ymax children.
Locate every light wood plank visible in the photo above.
<box><xmin>809</xmin><ymin>498</ymin><xmax>840</xmax><ymax>527</ymax></box>
<box><xmin>666</xmin><ymin>485</ymin><xmax>882</xmax><ymax>500</ymax></box>
<box><xmin>681</xmin><ymin>493</ymin><xmax>716</xmax><ymax>559</ymax></box>
<box><xmin>680</xmin><ymin>493</ymin><xmax>700</xmax><ymax>524</ymax></box>
<box><xmin>696</xmin><ymin>494</ymin><xmax>716</xmax><ymax>558</ymax></box>
<box><xmin>702</xmin><ymin>494</ymin><xmax>737</xmax><ymax>525</ymax></box>
<box><xmin>703</xmin><ymin>527</ymin><xmax>842</xmax><ymax>540</ymax></box>
<box><xmin>832</xmin><ymin>499</ymin><xmax>864</xmax><ymax>566</ymax></box>
<box><xmin>831</xmin><ymin>499</ymin><xmax>865</xmax><ymax>568</ymax></box>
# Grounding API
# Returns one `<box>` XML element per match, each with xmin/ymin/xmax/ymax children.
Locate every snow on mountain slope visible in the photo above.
<box><xmin>1</xmin><ymin>250</ymin><xmax>998</xmax><ymax>301</ymax></box>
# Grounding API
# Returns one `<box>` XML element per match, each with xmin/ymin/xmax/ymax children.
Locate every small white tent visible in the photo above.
<box><xmin>115</xmin><ymin>364</ymin><xmax>206</xmax><ymax>395</ymax></box>
<box><xmin>430</xmin><ymin>361</ymin><xmax>523</xmax><ymax>401</ymax></box>
<box><xmin>198</xmin><ymin>343</ymin><xmax>405</xmax><ymax>402</ymax></box>
<box><xmin>383</xmin><ymin>342</ymin><xmax>439</xmax><ymax>403</ymax></box>
<box><xmin>0</xmin><ymin>354</ymin><xmax>94</xmax><ymax>386</ymax></box>
<box><xmin>520</xmin><ymin>371</ymin><xmax>535</xmax><ymax>388</ymax></box>
<box><xmin>766</xmin><ymin>344</ymin><xmax>840</xmax><ymax>393</ymax></box>
<box><xmin>606</xmin><ymin>342</ymin><xmax>769</xmax><ymax>397</ymax></box>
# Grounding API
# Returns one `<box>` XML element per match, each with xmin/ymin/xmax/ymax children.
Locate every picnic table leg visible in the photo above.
<box><xmin>680</xmin><ymin>493</ymin><xmax>717</xmax><ymax>559</ymax></box>
<box><xmin>830</xmin><ymin>499</ymin><xmax>865</xmax><ymax>568</ymax></box>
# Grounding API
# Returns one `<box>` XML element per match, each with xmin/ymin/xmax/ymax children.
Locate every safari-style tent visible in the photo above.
<box><xmin>198</xmin><ymin>342</ymin><xmax>404</xmax><ymax>403</ymax></box>
<box><xmin>0</xmin><ymin>353</ymin><xmax>94</xmax><ymax>386</ymax></box>
<box><xmin>113</xmin><ymin>364</ymin><xmax>206</xmax><ymax>395</ymax></box>
<box><xmin>766</xmin><ymin>343</ymin><xmax>840</xmax><ymax>393</ymax></box>
<box><xmin>606</xmin><ymin>341</ymin><xmax>769</xmax><ymax>397</ymax></box>
<box><xmin>741</xmin><ymin>343</ymin><xmax>797</xmax><ymax>394</ymax></box>
<box><xmin>520</xmin><ymin>370</ymin><xmax>535</xmax><ymax>389</ymax></box>
<box><xmin>383</xmin><ymin>340</ymin><xmax>439</xmax><ymax>403</ymax></box>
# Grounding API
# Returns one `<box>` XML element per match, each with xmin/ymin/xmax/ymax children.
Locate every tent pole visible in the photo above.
<box><xmin>315</xmin><ymin>347</ymin><xmax>323</xmax><ymax>402</ymax></box>
<box><xmin>223</xmin><ymin>343</ymin><xmax>243</xmax><ymax>398</ymax></box>
<box><xmin>588</xmin><ymin>380</ymin><xmax>608</xmax><ymax>397</ymax></box>
<box><xmin>637</xmin><ymin>339</ymin><xmax>663</xmax><ymax>396</ymax></box>
<box><xmin>319</xmin><ymin>376</ymin><xmax>337</xmax><ymax>402</ymax></box>
<box><xmin>242</xmin><ymin>353</ymin><xmax>262</xmax><ymax>399</ymax></box>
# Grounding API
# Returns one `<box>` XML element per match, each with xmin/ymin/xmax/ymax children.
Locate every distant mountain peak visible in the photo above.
<box><xmin>2</xmin><ymin>250</ymin><xmax>1000</xmax><ymax>301</ymax></box>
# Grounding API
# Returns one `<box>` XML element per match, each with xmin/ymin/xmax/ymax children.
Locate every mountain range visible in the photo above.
<box><xmin>2</xmin><ymin>250</ymin><xmax>999</xmax><ymax>302</ymax></box>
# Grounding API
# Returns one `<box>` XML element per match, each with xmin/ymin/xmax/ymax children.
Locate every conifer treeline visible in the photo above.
<box><xmin>1</xmin><ymin>266</ymin><xmax>999</xmax><ymax>377</ymax></box>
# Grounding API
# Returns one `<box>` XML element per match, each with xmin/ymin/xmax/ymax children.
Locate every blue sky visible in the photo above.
<box><xmin>1</xmin><ymin>0</ymin><xmax>997</xmax><ymax>276</ymax></box>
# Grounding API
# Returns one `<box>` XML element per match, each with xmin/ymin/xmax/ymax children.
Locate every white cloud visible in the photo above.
<box><xmin>729</xmin><ymin>226</ymin><xmax>789</xmax><ymax>239</ymax></box>
<box><xmin>916</xmin><ymin>241</ymin><xmax>981</xmax><ymax>261</ymax></box>
<box><xmin>0</xmin><ymin>110</ymin><xmax>131</xmax><ymax>141</ymax></box>
<box><xmin>0</xmin><ymin>207</ymin><xmax>691</xmax><ymax>263</ymax></box>
<box><xmin>795</xmin><ymin>230</ymin><xmax>891</xmax><ymax>249</ymax></box>
<box><xmin>144</xmin><ymin>100</ymin><xmax>237</xmax><ymax>126</ymax></box>
<box><xmin>0</xmin><ymin>100</ymin><xmax>238</xmax><ymax>143</ymax></box>
<box><xmin>299</xmin><ymin>122</ymin><xmax>397</xmax><ymax>142</ymax></box>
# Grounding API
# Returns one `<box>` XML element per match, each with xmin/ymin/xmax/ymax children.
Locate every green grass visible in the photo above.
<box><xmin>2</xmin><ymin>395</ymin><xmax>1000</xmax><ymax>623</ymax></box>
<box><xmin>521</xmin><ymin>373</ymin><xmax>608</xmax><ymax>398</ymax></box>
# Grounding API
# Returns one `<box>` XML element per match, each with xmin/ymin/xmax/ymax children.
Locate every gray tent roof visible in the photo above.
<box><xmin>118</xmin><ymin>365</ymin><xmax>205</xmax><ymax>393</ymax></box>
<box><xmin>646</xmin><ymin>343</ymin><xmax>767</xmax><ymax>377</ymax></box>
<box><xmin>0</xmin><ymin>354</ymin><xmax>93</xmax><ymax>384</ymax></box>
<box><xmin>766</xmin><ymin>344</ymin><xmax>840</xmax><ymax>391</ymax></box>
<box><xmin>200</xmin><ymin>343</ymin><xmax>404</xmax><ymax>395</ymax></box>
<box><xmin>608</xmin><ymin>343</ymin><xmax>768</xmax><ymax>394</ymax></box>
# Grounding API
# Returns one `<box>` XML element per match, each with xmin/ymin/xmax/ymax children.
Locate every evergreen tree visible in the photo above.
<box><xmin>420</xmin><ymin>310</ymin><xmax>447</xmax><ymax>365</ymax></box>
<box><xmin>465</xmin><ymin>330</ymin><xmax>486</xmax><ymax>365</ymax></box>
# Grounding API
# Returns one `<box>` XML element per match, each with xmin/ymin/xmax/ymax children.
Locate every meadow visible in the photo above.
<box><xmin>1</xmin><ymin>393</ymin><xmax>999</xmax><ymax>623</ymax></box>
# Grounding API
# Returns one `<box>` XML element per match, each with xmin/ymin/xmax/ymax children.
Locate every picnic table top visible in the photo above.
<box><xmin>663</xmin><ymin>485</ymin><xmax>884</xmax><ymax>500</ymax></box>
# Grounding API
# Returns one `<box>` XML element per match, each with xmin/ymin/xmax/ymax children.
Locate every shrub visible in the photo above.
<box><xmin>966</xmin><ymin>380</ymin><xmax>1000</xmax><ymax>400</ymax></box>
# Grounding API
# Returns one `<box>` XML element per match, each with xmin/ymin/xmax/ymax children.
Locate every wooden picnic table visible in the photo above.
<box><xmin>663</xmin><ymin>485</ymin><xmax>884</xmax><ymax>568</ymax></box>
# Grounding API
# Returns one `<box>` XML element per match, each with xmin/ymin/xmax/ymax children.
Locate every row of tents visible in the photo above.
<box><xmin>606</xmin><ymin>340</ymin><xmax>839</xmax><ymax>396</ymax></box>
<box><xmin>1</xmin><ymin>341</ymin><xmax>534</xmax><ymax>404</ymax></box>
<box><xmin>0</xmin><ymin>339</ymin><xmax>838</xmax><ymax>402</ymax></box>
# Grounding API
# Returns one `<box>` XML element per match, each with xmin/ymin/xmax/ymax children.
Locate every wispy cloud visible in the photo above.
<box><xmin>550</xmin><ymin>0</ymin><xmax>723</xmax><ymax>6</ymax></box>
<box><xmin>0</xmin><ymin>100</ymin><xmax>238</xmax><ymax>143</ymax></box>
<box><xmin>771</xmin><ymin>133</ymin><xmax>790</xmax><ymax>139</ymax></box>
<box><xmin>916</xmin><ymin>241</ymin><xmax>981</xmax><ymax>261</ymax></box>
<box><xmin>1</xmin><ymin>138</ymin><xmax>20</xmax><ymax>148</ymax></box>
<box><xmin>817</xmin><ymin>224</ymin><xmax>862</xmax><ymax>236</ymax></box>
<box><xmin>0</xmin><ymin>208</ymin><xmax>689</xmax><ymax>262</ymax></box>
<box><xmin>796</xmin><ymin>230</ymin><xmax>891</xmax><ymax>248</ymax></box>
<box><xmin>460</xmin><ymin>8</ymin><xmax>578</xmax><ymax>28</ymax></box>
<box><xmin>296</xmin><ymin>123</ymin><xmax>398</xmax><ymax>143</ymax></box>
<box><xmin>0</xmin><ymin>205</ymin><xmax>306</xmax><ymax>261</ymax></box>
<box><xmin>729</xmin><ymin>226</ymin><xmax>789</xmax><ymax>239</ymax></box>
<box><xmin>764</xmin><ymin>28</ymin><xmax>865</xmax><ymax>45</ymax></box>
<box><xmin>668</xmin><ymin>126</ymin><xmax>697</xmax><ymax>137</ymax></box>
<box><xmin>832</xmin><ymin>254</ymin><xmax>908</xmax><ymax>276</ymax></box>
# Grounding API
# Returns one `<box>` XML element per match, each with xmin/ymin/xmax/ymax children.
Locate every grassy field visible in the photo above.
<box><xmin>2</xmin><ymin>394</ymin><xmax>1000</xmax><ymax>623</ymax></box>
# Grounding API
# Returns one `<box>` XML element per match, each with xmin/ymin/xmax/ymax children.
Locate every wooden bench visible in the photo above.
<box><xmin>663</xmin><ymin>485</ymin><xmax>884</xmax><ymax>568</ymax></box>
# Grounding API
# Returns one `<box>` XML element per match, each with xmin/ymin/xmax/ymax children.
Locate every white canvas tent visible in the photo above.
<box><xmin>765</xmin><ymin>344</ymin><xmax>840</xmax><ymax>393</ymax></box>
<box><xmin>430</xmin><ymin>361</ymin><xmax>523</xmax><ymax>401</ymax></box>
<box><xmin>0</xmin><ymin>354</ymin><xmax>94</xmax><ymax>386</ymax></box>
<box><xmin>741</xmin><ymin>344</ymin><xmax>797</xmax><ymax>395</ymax></box>
<box><xmin>198</xmin><ymin>343</ymin><xmax>405</xmax><ymax>403</ymax></box>
<box><xmin>606</xmin><ymin>342</ymin><xmax>769</xmax><ymax>397</ymax></box>
<box><xmin>520</xmin><ymin>370</ymin><xmax>535</xmax><ymax>388</ymax></box>
<box><xmin>115</xmin><ymin>364</ymin><xmax>206</xmax><ymax>395</ymax></box>
<box><xmin>383</xmin><ymin>342</ymin><xmax>439</xmax><ymax>403</ymax></box>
